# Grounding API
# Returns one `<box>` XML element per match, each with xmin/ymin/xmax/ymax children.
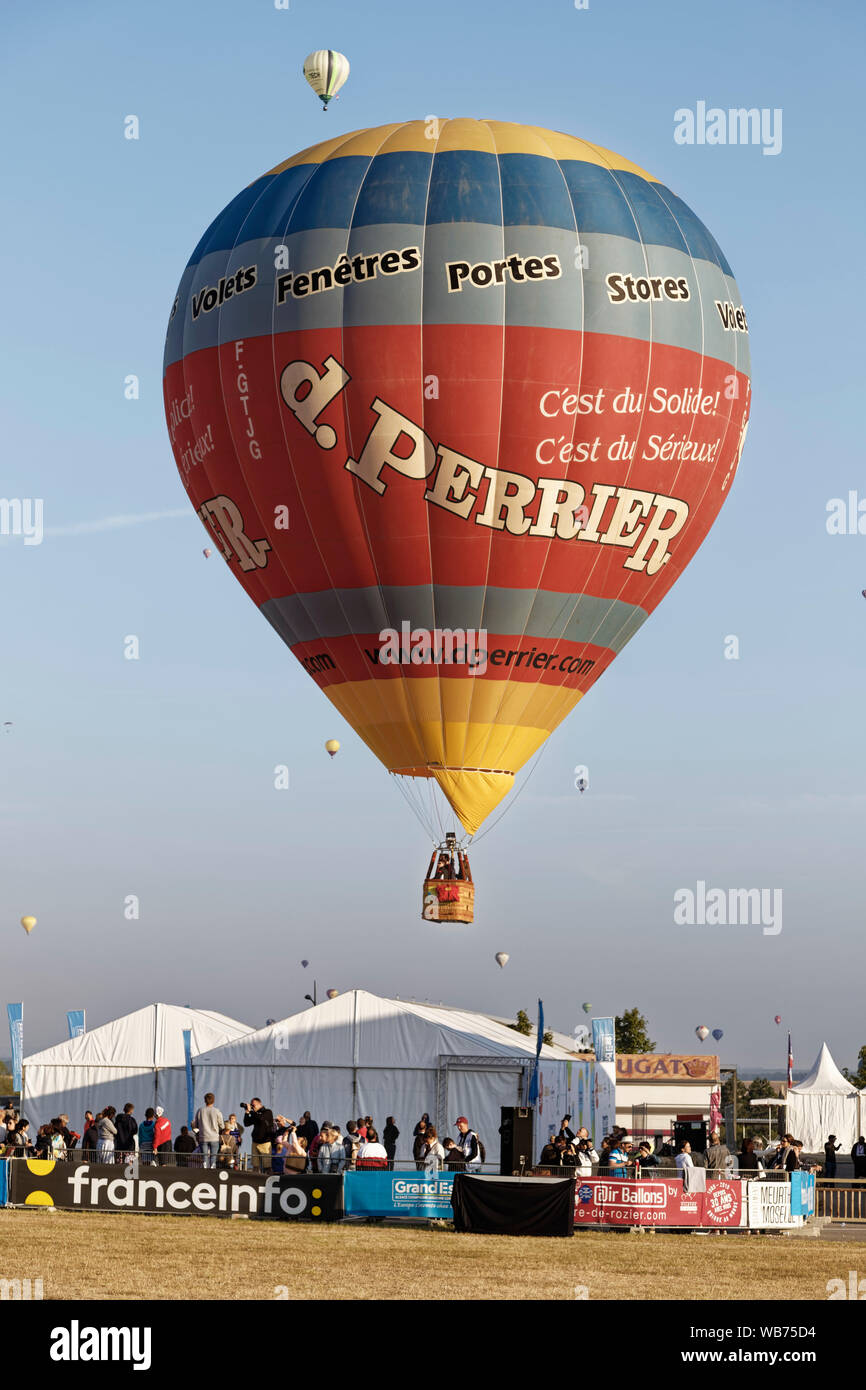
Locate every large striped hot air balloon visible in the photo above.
<box><xmin>163</xmin><ymin>119</ymin><xmax>750</xmax><ymax>840</ymax></box>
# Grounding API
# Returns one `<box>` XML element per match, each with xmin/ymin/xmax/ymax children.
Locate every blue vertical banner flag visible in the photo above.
<box><xmin>591</xmin><ymin>1017</ymin><xmax>616</xmax><ymax>1063</ymax></box>
<box><xmin>7</xmin><ymin>1004</ymin><xmax>23</xmax><ymax>1093</ymax></box>
<box><xmin>66</xmin><ymin>1010</ymin><xmax>86</xmax><ymax>1040</ymax></box>
<box><xmin>182</xmin><ymin>1028</ymin><xmax>194</xmax><ymax>1128</ymax></box>
<box><xmin>787</xmin><ymin>1032</ymin><xmax>794</xmax><ymax>1086</ymax></box>
<box><xmin>528</xmin><ymin>999</ymin><xmax>544</xmax><ymax>1106</ymax></box>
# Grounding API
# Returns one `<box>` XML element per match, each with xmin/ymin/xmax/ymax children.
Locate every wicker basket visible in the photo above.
<box><xmin>422</xmin><ymin>878</ymin><xmax>475</xmax><ymax>924</ymax></box>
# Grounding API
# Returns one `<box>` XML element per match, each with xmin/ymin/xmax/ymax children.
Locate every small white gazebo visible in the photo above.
<box><xmin>786</xmin><ymin>1043</ymin><xmax>862</xmax><ymax>1151</ymax></box>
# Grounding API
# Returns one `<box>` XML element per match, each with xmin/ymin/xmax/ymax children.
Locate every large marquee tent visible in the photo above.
<box><xmin>786</xmin><ymin>1043</ymin><xmax>862</xmax><ymax>1151</ymax></box>
<box><xmin>193</xmin><ymin>990</ymin><xmax>607</xmax><ymax>1162</ymax></box>
<box><xmin>22</xmin><ymin>1003</ymin><xmax>252</xmax><ymax>1130</ymax></box>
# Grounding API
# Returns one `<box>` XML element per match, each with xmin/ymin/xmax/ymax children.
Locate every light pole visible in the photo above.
<box><xmin>304</xmin><ymin>981</ymin><xmax>318</xmax><ymax>1007</ymax></box>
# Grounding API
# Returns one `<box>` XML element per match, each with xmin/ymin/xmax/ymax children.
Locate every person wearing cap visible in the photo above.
<box><xmin>635</xmin><ymin>1141</ymin><xmax>658</xmax><ymax>1169</ymax></box>
<box><xmin>154</xmin><ymin>1107</ymin><xmax>172</xmax><ymax>1164</ymax></box>
<box><xmin>454</xmin><ymin>1116</ymin><xmax>481</xmax><ymax>1166</ymax></box>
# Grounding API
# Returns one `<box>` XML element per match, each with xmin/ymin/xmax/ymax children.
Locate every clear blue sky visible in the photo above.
<box><xmin>1</xmin><ymin>0</ymin><xmax>863</xmax><ymax>1070</ymax></box>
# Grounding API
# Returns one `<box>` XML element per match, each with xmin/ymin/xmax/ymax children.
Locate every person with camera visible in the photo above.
<box><xmin>242</xmin><ymin>1097</ymin><xmax>275</xmax><ymax>1171</ymax></box>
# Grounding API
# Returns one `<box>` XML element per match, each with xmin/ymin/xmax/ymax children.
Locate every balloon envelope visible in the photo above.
<box><xmin>582</xmin><ymin>1003</ymin><xmax>592</xmax><ymax>1014</ymax></box>
<box><xmin>164</xmin><ymin>120</ymin><xmax>750</xmax><ymax>837</ymax></box>
<box><xmin>203</xmin><ymin>548</ymin><xmax>212</xmax><ymax>558</ymax></box>
<box><xmin>303</xmin><ymin>50</ymin><xmax>350</xmax><ymax>108</ymax></box>
<box><xmin>774</xmin><ymin>1014</ymin><xmax>782</xmax><ymax>1024</ymax></box>
<box><xmin>325</xmin><ymin>740</ymin><xmax>340</xmax><ymax>757</ymax></box>
<box><xmin>712</xmin><ymin>1028</ymin><xmax>724</xmax><ymax>1041</ymax></box>
<box><xmin>695</xmin><ymin>1025</ymin><xmax>710</xmax><ymax>1041</ymax></box>
<box><xmin>301</xmin><ymin>960</ymin><xmax>309</xmax><ymax>968</ymax></box>
<box><xmin>326</xmin><ymin>988</ymin><xmax>339</xmax><ymax>999</ymax></box>
<box><xmin>20</xmin><ymin>916</ymin><xmax>36</xmax><ymax>934</ymax></box>
<box><xmin>495</xmin><ymin>952</ymin><xmax>509</xmax><ymax>968</ymax></box>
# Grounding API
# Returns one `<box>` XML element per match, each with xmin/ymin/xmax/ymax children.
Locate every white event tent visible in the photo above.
<box><xmin>22</xmin><ymin>1003</ymin><xmax>252</xmax><ymax>1130</ymax></box>
<box><xmin>193</xmin><ymin>990</ymin><xmax>591</xmax><ymax>1163</ymax></box>
<box><xmin>786</xmin><ymin>1043</ymin><xmax>863</xmax><ymax>1150</ymax></box>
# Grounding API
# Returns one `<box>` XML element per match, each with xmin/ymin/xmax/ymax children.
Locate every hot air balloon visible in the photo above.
<box><xmin>20</xmin><ymin>916</ymin><xmax>36</xmax><ymax>935</ymax></box>
<box><xmin>495</xmin><ymin>952</ymin><xmax>509</xmax><ymax>968</ymax></box>
<box><xmin>203</xmin><ymin>547</ymin><xmax>212</xmax><ymax>558</ymax></box>
<box><xmin>326</xmin><ymin>988</ymin><xmax>339</xmax><ymax>999</ymax></box>
<box><xmin>582</xmin><ymin>1003</ymin><xmax>592</xmax><ymax>1014</ymax></box>
<box><xmin>301</xmin><ymin>960</ymin><xmax>309</xmax><ymax>968</ymax></box>
<box><xmin>712</xmin><ymin>1028</ymin><xmax>724</xmax><ymax>1041</ymax></box>
<box><xmin>325</xmin><ymin>740</ymin><xmax>340</xmax><ymax>758</ymax></box>
<box><xmin>2</xmin><ymin>722</ymin><xmax>11</xmax><ymax>733</ymax></box>
<box><xmin>695</xmin><ymin>1025</ymin><xmax>710</xmax><ymax>1042</ymax></box>
<box><xmin>163</xmin><ymin>120</ymin><xmax>751</xmax><ymax>906</ymax></box>
<box><xmin>303</xmin><ymin>51</ymin><xmax>349</xmax><ymax>110</ymax></box>
<box><xmin>774</xmin><ymin>1014</ymin><xmax>782</xmax><ymax>1025</ymax></box>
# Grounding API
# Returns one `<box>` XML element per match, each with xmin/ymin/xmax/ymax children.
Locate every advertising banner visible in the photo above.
<box><xmin>791</xmin><ymin>1171</ymin><xmax>816</xmax><ymax>1217</ymax></box>
<box><xmin>0</xmin><ymin>1161</ymin><xmax>6</xmax><ymax>1208</ymax></box>
<box><xmin>573</xmin><ymin>1177</ymin><xmax>744</xmax><ymax>1228</ymax></box>
<box><xmin>182</xmin><ymin>1028</ymin><xmax>195</xmax><ymax>1128</ymax></box>
<box><xmin>747</xmin><ymin>1179</ymin><xmax>799</xmax><ymax>1228</ymax></box>
<box><xmin>65</xmin><ymin>1010</ymin><xmax>85</xmax><ymax>1040</ymax></box>
<box><xmin>592</xmin><ymin>1061</ymin><xmax>616</xmax><ymax>1145</ymax></box>
<box><xmin>7</xmin><ymin>1159</ymin><xmax>342</xmax><ymax>1222</ymax></box>
<box><xmin>591</xmin><ymin>1017</ymin><xmax>615</xmax><ymax>1063</ymax></box>
<box><xmin>344</xmin><ymin>1170</ymin><xmax>454</xmax><ymax>1219</ymax></box>
<box><xmin>7</xmin><ymin>1004</ymin><xmax>23</xmax><ymax>1093</ymax></box>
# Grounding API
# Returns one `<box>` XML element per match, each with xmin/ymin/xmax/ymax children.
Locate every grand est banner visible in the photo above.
<box><xmin>574</xmin><ymin>1176</ymin><xmax>745</xmax><ymax>1228</ymax></box>
<box><xmin>344</xmin><ymin>1170</ymin><xmax>454</xmax><ymax>1219</ymax></box>
<box><xmin>7</xmin><ymin>1159</ymin><xmax>342</xmax><ymax>1222</ymax></box>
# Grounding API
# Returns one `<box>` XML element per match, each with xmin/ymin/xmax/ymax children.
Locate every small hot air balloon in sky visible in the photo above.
<box><xmin>325</xmin><ymin>740</ymin><xmax>340</xmax><ymax>758</ymax></box>
<box><xmin>301</xmin><ymin>960</ymin><xmax>309</xmax><ymax>968</ymax></box>
<box><xmin>20</xmin><ymin>916</ymin><xmax>36</xmax><ymax>935</ymax></box>
<box><xmin>303</xmin><ymin>50</ymin><xmax>350</xmax><ymax>110</ymax></box>
<box><xmin>582</xmin><ymin>1003</ymin><xmax>592</xmax><ymax>1014</ymax></box>
<box><xmin>326</xmin><ymin>988</ymin><xmax>339</xmax><ymax>999</ymax></box>
<box><xmin>495</xmin><ymin>952</ymin><xmax>509</xmax><ymax>969</ymax></box>
<box><xmin>203</xmin><ymin>547</ymin><xmax>212</xmax><ymax>558</ymax></box>
<box><xmin>695</xmin><ymin>1025</ymin><xmax>710</xmax><ymax>1042</ymax></box>
<box><xmin>774</xmin><ymin>1014</ymin><xmax>782</xmax><ymax>1025</ymax></box>
<box><xmin>712</xmin><ymin>1028</ymin><xmax>724</xmax><ymax>1041</ymax></box>
<box><xmin>3</xmin><ymin>722</ymin><xmax>11</xmax><ymax>733</ymax></box>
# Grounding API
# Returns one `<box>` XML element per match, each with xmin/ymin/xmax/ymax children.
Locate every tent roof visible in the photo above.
<box><xmin>194</xmin><ymin>990</ymin><xmax>578</xmax><ymax>1068</ymax></box>
<box><xmin>787</xmin><ymin>1043</ymin><xmax>857</xmax><ymax>1096</ymax></box>
<box><xmin>24</xmin><ymin>1003</ymin><xmax>252</xmax><ymax>1068</ymax></box>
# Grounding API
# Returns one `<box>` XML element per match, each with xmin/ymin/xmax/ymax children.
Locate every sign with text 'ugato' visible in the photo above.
<box><xmin>7</xmin><ymin>1160</ymin><xmax>342</xmax><ymax>1221</ymax></box>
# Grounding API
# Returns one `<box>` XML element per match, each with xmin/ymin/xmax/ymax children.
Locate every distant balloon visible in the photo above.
<box><xmin>265</xmin><ymin>1018</ymin><xmax>276</xmax><ymax>1026</ymax></box>
<box><xmin>711</xmin><ymin>1028</ymin><xmax>724</xmax><ymax>1041</ymax></box>
<box><xmin>2</xmin><ymin>722</ymin><xmax>11</xmax><ymax>732</ymax></box>
<box><xmin>325</xmin><ymin>740</ymin><xmax>340</xmax><ymax>758</ymax></box>
<box><xmin>495</xmin><ymin>952</ymin><xmax>509</xmax><ymax>969</ymax></box>
<box><xmin>303</xmin><ymin>50</ymin><xmax>350</xmax><ymax>110</ymax></box>
<box><xmin>582</xmin><ymin>1002</ymin><xmax>592</xmax><ymax>1014</ymax></box>
<box><xmin>203</xmin><ymin>548</ymin><xmax>212</xmax><ymax>558</ymax></box>
<box><xmin>774</xmin><ymin>1014</ymin><xmax>782</xmax><ymax>1025</ymax></box>
<box><xmin>695</xmin><ymin>1025</ymin><xmax>710</xmax><ymax>1042</ymax></box>
<box><xmin>301</xmin><ymin>960</ymin><xmax>309</xmax><ymax>968</ymax></box>
<box><xmin>20</xmin><ymin>916</ymin><xmax>36</xmax><ymax>935</ymax></box>
<box><xmin>326</xmin><ymin>988</ymin><xmax>339</xmax><ymax>999</ymax></box>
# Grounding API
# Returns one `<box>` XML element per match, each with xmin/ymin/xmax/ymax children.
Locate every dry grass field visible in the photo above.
<box><xmin>0</xmin><ymin>1209</ymin><xmax>861</xmax><ymax>1300</ymax></box>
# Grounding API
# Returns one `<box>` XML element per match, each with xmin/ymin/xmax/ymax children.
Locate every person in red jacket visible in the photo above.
<box><xmin>154</xmin><ymin>1107</ymin><xmax>172</xmax><ymax>1165</ymax></box>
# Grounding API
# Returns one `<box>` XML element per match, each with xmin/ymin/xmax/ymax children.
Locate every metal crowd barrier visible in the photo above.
<box><xmin>816</xmin><ymin>1178</ymin><xmax>866</xmax><ymax>1222</ymax></box>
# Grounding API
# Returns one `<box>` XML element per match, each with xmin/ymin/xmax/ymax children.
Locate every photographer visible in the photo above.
<box><xmin>242</xmin><ymin>1097</ymin><xmax>275</xmax><ymax>1171</ymax></box>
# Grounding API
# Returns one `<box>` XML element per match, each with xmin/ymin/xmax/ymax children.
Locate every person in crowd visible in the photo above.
<box><xmin>706</xmin><ymin>1129</ymin><xmax>731</xmax><ymax>1173</ymax></box>
<box><xmin>383</xmin><ymin>1116</ymin><xmax>399</xmax><ymax>1168</ymax></box>
<box><xmin>34</xmin><ymin>1124</ymin><xmax>53</xmax><ymax>1158</ymax></box>
<box><xmin>454</xmin><ymin>1116</ymin><xmax>482</xmax><ymax>1166</ymax></box>
<box><xmin>634</xmin><ymin>1141</ymin><xmax>658</xmax><ymax>1170</ymax></box>
<box><xmin>824</xmin><ymin>1134</ymin><xmax>841</xmax><ymax>1178</ymax></box>
<box><xmin>770</xmin><ymin>1135</ymin><xmax>791</xmax><ymax>1172</ymax></box>
<box><xmin>607</xmin><ymin>1137</ymin><xmax>628</xmax><ymax>1174</ymax></box>
<box><xmin>7</xmin><ymin>1119</ymin><xmax>33</xmax><ymax>1156</ymax></box>
<box><xmin>308</xmin><ymin>1125</ymin><xmax>327</xmax><ymax>1172</ymax></box>
<box><xmin>114</xmin><ymin>1103</ymin><xmax>137</xmax><ymax>1159</ymax></box>
<box><xmin>173</xmin><ymin>1126</ymin><xmax>197</xmax><ymax>1167</ymax></box>
<box><xmin>557</xmin><ymin>1115</ymin><xmax>576</xmax><ymax>1144</ymax></box>
<box><xmin>413</xmin><ymin>1120</ymin><xmax>429</xmax><ymax>1170</ymax></box>
<box><xmin>243</xmin><ymin>1097</ymin><xmax>275</xmax><ymax>1171</ymax></box>
<box><xmin>82</xmin><ymin>1112</ymin><xmax>99</xmax><ymax>1156</ymax></box>
<box><xmin>154</xmin><ymin>1107</ymin><xmax>172</xmax><ymax>1164</ymax></box>
<box><xmin>786</xmin><ymin>1139</ymin><xmax>812</xmax><ymax>1173</ymax></box>
<box><xmin>49</xmin><ymin>1120</ymin><xmax>67</xmax><ymax>1160</ymax></box>
<box><xmin>421</xmin><ymin>1125</ymin><xmax>445</xmax><ymax>1172</ymax></box>
<box><xmin>194</xmin><ymin>1093</ymin><xmax>225</xmax><ymax>1170</ymax></box>
<box><xmin>227</xmin><ymin>1113</ymin><xmax>244</xmax><ymax>1156</ymax></box>
<box><xmin>315</xmin><ymin>1125</ymin><xmax>338</xmax><ymax>1174</ymax></box>
<box><xmin>297</xmin><ymin>1112</ymin><xmax>318</xmax><ymax>1147</ymax></box>
<box><xmin>56</xmin><ymin>1114</ymin><xmax>78</xmax><ymax>1152</ymax></box>
<box><xmin>539</xmin><ymin>1134</ymin><xmax>559</xmax><ymax>1166</ymax></box>
<box><xmin>356</xmin><ymin>1127</ymin><xmax>388</xmax><ymax>1169</ymax></box>
<box><xmin>852</xmin><ymin>1136</ymin><xmax>866</xmax><ymax>1179</ymax></box>
<box><xmin>218</xmin><ymin>1125</ymin><xmax>239</xmax><ymax>1169</ymax></box>
<box><xmin>558</xmin><ymin>1137</ymin><xmax>578</xmax><ymax>1168</ymax></box>
<box><xmin>674</xmin><ymin>1140</ymin><xmax>694</xmax><ymax>1174</ymax></box>
<box><xmin>356</xmin><ymin>1117</ymin><xmax>368</xmax><ymax>1140</ymax></box>
<box><xmin>96</xmin><ymin>1107</ymin><xmax>117</xmax><ymax>1160</ymax></box>
<box><xmin>342</xmin><ymin>1122</ymin><xmax>360</xmax><ymax>1170</ymax></box>
<box><xmin>138</xmin><ymin>1108</ymin><xmax>156</xmax><ymax>1164</ymax></box>
<box><xmin>738</xmin><ymin>1137</ymin><xmax>761</xmax><ymax>1175</ymax></box>
<box><xmin>597</xmin><ymin>1136</ymin><xmax>614</xmax><ymax>1172</ymax></box>
<box><xmin>413</xmin><ymin>1113</ymin><xmax>431</xmax><ymax>1136</ymax></box>
<box><xmin>443</xmin><ymin>1137</ymin><xmax>466</xmax><ymax>1169</ymax></box>
<box><xmin>576</xmin><ymin>1138</ymin><xmax>599</xmax><ymax>1171</ymax></box>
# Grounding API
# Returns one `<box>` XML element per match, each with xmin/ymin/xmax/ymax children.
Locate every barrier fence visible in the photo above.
<box><xmin>816</xmin><ymin>1178</ymin><xmax>866</xmax><ymax>1223</ymax></box>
